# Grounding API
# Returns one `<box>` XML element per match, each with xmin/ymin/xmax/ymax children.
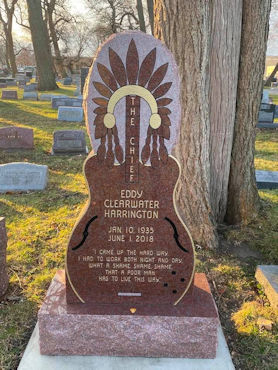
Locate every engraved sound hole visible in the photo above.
<box><xmin>172</xmin><ymin>290</ymin><xmax>177</xmax><ymax>294</ymax></box>
<box><xmin>164</xmin><ymin>283</ymin><xmax>168</xmax><ymax>287</ymax></box>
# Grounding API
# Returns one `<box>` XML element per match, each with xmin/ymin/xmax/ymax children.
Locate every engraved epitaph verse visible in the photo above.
<box><xmin>66</xmin><ymin>31</ymin><xmax>195</xmax><ymax>308</ymax></box>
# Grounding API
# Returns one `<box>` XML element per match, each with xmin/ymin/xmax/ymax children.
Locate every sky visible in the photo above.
<box><xmin>12</xmin><ymin>1</ymin><xmax>278</xmax><ymax>56</ymax></box>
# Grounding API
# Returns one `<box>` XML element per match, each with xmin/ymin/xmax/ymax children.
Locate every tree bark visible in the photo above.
<box><xmin>0</xmin><ymin>0</ymin><xmax>18</xmax><ymax>77</ymax></box>
<box><xmin>45</xmin><ymin>0</ymin><xmax>67</xmax><ymax>78</ymax></box>
<box><xmin>136</xmin><ymin>0</ymin><xmax>146</xmax><ymax>32</ymax></box>
<box><xmin>226</xmin><ymin>0</ymin><xmax>271</xmax><ymax>224</ymax></box>
<box><xmin>147</xmin><ymin>0</ymin><xmax>154</xmax><ymax>34</ymax></box>
<box><xmin>265</xmin><ymin>62</ymin><xmax>278</xmax><ymax>86</ymax></box>
<box><xmin>26</xmin><ymin>0</ymin><xmax>57</xmax><ymax>91</ymax></box>
<box><xmin>209</xmin><ymin>0</ymin><xmax>242</xmax><ymax>222</ymax></box>
<box><xmin>154</xmin><ymin>0</ymin><xmax>218</xmax><ymax>248</ymax></box>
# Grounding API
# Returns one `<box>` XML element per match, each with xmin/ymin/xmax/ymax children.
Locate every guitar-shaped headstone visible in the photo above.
<box><xmin>66</xmin><ymin>31</ymin><xmax>195</xmax><ymax>312</ymax></box>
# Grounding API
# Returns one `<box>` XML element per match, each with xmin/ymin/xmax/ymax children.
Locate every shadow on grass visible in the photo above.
<box><xmin>256</xmin><ymin>150</ymin><xmax>278</xmax><ymax>160</ymax></box>
<box><xmin>1</xmin><ymin>187</ymin><xmax>87</xmax><ymax>215</ymax></box>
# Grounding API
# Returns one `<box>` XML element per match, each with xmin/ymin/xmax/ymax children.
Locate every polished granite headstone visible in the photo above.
<box><xmin>256</xmin><ymin>170</ymin><xmax>278</xmax><ymax>189</ymax></box>
<box><xmin>0</xmin><ymin>162</ymin><xmax>48</xmax><ymax>192</ymax></box>
<box><xmin>0</xmin><ymin>217</ymin><xmax>8</xmax><ymax>298</ymax></box>
<box><xmin>52</xmin><ymin>130</ymin><xmax>87</xmax><ymax>154</ymax></box>
<box><xmin>63</xmin><ymin>77</ymin><xmax>72</xmax><ymax>85</ymax></box>
<box><xmin>0</xmin><ymin>83</ymin><xmax>7</xmax><ymax>88</ymax></box>
<box><xmin>1</xmin><ymin>90</ymin><xmax>18</xmax><ymax>100</ymax></box>
<box><xmin>0</xmin><ymin>126</ymin><xmax>34</xmax><ymax>149</ymax></box>
<box><xmin>57</xmin><ymin>106</ymin><xmax>83</xmax><ymax>122</ymax></box>
<box><xmin>52</xmin><ymin>97</ymin><xmax>83</xmax><ymax>109</ymax></box>
<box><xmin>38</xmin><ymin>31</ymin><xmax>220</xmax><ymax>359</ymax></box>
<box><xmin>255</xmin><ymin>265</ymin><xmax>278</xmax><ymax>308</ymax></box>
<box><xmin>258</xmin><ymin>103</ymin><xmax>275</xmax><ymax>123</ymax></box>
<box><xmin>23</xmin><ymin>92</ymin><xmax>38</xmax><ymax>100</ymax></box>
<box><xmin>24</xmin><ymin>83</ymin><xmax>37</xmax><ymax>92</ymax></box>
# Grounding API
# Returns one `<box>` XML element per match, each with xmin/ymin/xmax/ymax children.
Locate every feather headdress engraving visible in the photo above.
<box><xmin>92</xmin><ymin>39</ymin><xmax>173</xmax><ymax>167</ymax></box>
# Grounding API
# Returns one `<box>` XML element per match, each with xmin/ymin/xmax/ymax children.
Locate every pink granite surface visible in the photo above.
<box><xmin>38</xmin><ymin>271</ymin><xmax>219</xmax><ymax>358</ymax></box>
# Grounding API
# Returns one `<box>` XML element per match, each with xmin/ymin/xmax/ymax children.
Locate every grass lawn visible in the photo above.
<box><xmin>0</xmin><ymin>85</ymin><xmax>277</xmax><ymax>369</ymax></box>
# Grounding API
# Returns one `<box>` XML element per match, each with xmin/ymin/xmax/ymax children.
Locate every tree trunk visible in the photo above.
<box><xmin>6</xmin><ymin>25</ymin><xmax>17</xmax><ymax>77</ymax></box>
<box><xmin>48</xmin><ymin>16</ymin><xmax>67</xmax><ymax>78</ymax></box>
<box><xmin>154</xmin><ymin>0</ymin><xmax>218</xmax><ymax>248</ymax></box>
<box><xmin>26</xmin><ymin>0</ymin><xmax>57</xmax><ymax>91</ymax></box>
<box><xmin>209</xmin><ymin>0</ymin><xmax>242</xmax><ymax>222</ymax></box>
<box><xmin>265</xmin><ymin>62</ymin><xmax>278</xmax><ymax>86</ymax></box>
<box><xmin>147</xmin><ymin>0</ymin><xmax>154</xmax><ymax>34</ymax></box>
<box><xmin>226</xmin><ymin>0</ymin><xmax>271</xmax><ymax>224</ymax></box>
<box><xmin>136</xmin><ymin>0</ymin><xmax>146</xmax><ymax>32</ymax></box>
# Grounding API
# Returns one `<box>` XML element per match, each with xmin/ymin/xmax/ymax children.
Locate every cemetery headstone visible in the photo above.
<box><xmin>38</xmin><ymin>31</ymin><xmax>219</xmax><ymax>359</ymax></box>
<box><xmin>52</xmin><ymin>97</ymin><xmax>83</xmax><ymax>109</ymax></box>
<box><xmin>39</xmin><ymin>94</ymin><xmax>54</xmax><ymax>101</ymax></box>
<box><xmin>0</xmin><ymin>127</ymin><xmax>34</xmax><ymax>149</ymax></box>
<box><xmin>52</xmin><ymin>130</ymin><xmax>87</xmax><ymax>154</ymax></box>
<box><xmin>57</xmin><ymin>106</ymin><xmax>83</xmax><ymax>122</ymax></box>
<box><xmin>0</xmin><ymin>217</ymin><xmax>8</xmax><ymax>298</ymax></box>
<box><xmin>25</xmin><ymin>71</ymin><xmax>33</xmax><ymax>78</ymax></box>
<box><xmin>81</xmin><ymin>67</ymin><xmax>89</xmax><ymax>94</ymax></box>
<box><xmin>256</xmin><ymin>170</ymin><xmax>278</xmax><ymax>189</ymax></box>
<box><xmin>0</xmin><ymin>78</ymin><xmax>7</xmax><ymax>83</ymax></box>
<box><xmin>0</xmin><ymin>162</ymin><xmax>48</xmax><ymax>192</ymax></box>
<box><xmin>63</xmin><ymin>77</ymin><xmax>72</xmax><ymax>85</ymax></box>
<box><xmin>24</xmin><ymin>83</ymin><xmax>37</xmax><ymax>92</ymax></box>
<box><xmin>262</xmin><ymin>89</ymin><xmax>270</xmax><ymax>103</ymax></box>
<box><xmin>23</xmin><ymin>92</ymin><xmax>38</xmax><ymax>101</ymax></box>
<box><xmin>258</xmin><ymin>103</ymin><xmax>275</xmax><ymax>123</ymax></box>
<box><xmin>1</xmin><ymin>90</ymin><xmax>18</xmax><ymax>100</ymax></box>
<box><xmin>0</xmin><ymin>83</ymin><xmax>7</xmax><ymax>88</ymax></box>
<box><xmin>6</xmin><ymin>78</ymin><xmax>17</xmax><ymax>86</ymax></box>
<box><xmin>255</xmin><ymin>265</ymin><xmax>278</xmax><ymax>309</ymax></box>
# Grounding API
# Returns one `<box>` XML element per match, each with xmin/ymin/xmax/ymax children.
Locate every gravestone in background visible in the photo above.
<box><xmin>6</xmin><ymin>79</ymin><xmax>17</xmax><ymax>86</ymax></box>
<box><xmin>258</xmin><ymin>103</ymin><xmax>275</xmax><ymax>123</ymax></box>
<box><xmin>0</xmin><ymin>83</ymin><xmax>7</xmax><ymax>88</ymax></box>
<box><xmin>255</xmin><ymin>265</ymin><xmax>278</xmax><ymax>308</ymax></box>
<box><xmin>0</xmin><ymin>127</ymin><xmax>34</xmax><ymax>149</ymax></box>
<box><xmin>256</xmin><ymin>170</ymin><xmax>278</xmax><ymax>189</ymax></box>
<box><xmin>57</xmin><ymin>106</ymin><xmax>83</xmax><ymax>122</ymax></box>
<box><xmin>81</xmin><ymin>67</ymin><xmax>89</xmax><ymax>94</ymax></box>
<box><xmin>38</xmin><ymin>31</ymin><xmax>219</xmax><ymax>359</ymax></box>
<box><xmin>0</xmin><ymin>217</ymin><xmax>8</xmax><ymax>298</ymax></box>
<box><xmin>24</xmin><ymin>84</ymin><xmax>37</xmax><ymax>92</ymax></box>
<box><xmin>23</xmin><ymin>92</ymin><xmax>38</xmax><ymax>101</ymax></box>
<box><xmin>39</xmin><ymin>94</ymin><xmax>54</xmax><ymax>101</ymax></box>
<box><xmin>52</xmin><ymin>97</ymin><xmax>83</xmax><ymax>109</ymax></box>
<box><xmin>262</xmin><ymin>89</ymin><xmax>270</xmax><ymax>103</ymax></box>
<box><xmin>63</xmin><ymin>77</ymin><xmax>72</xmax><ymax>85</ymax></box>
<box><xmin>0</xmin><ymin>162</ymin><xmax>48</xmax><ymax>192</ymax></box>
<box><xmin>1</xmin><ymin>90</ymin><xmax>18</xmax><ymax>100</ymax></box>
<box><xmin>52</xmin><ymin>130</ymin><xmax>87</xmax><ymax>154</ymax></box>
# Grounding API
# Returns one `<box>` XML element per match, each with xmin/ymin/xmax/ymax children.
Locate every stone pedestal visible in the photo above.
<box><xmin>0</xmin><ymin>217</ymin><xmax>8</xmax><ymax>297</ymax></box>
<box><xmin>38</xmin><ymin>270</ymin><xmax>219</xmax><ymax>358</ymax></box>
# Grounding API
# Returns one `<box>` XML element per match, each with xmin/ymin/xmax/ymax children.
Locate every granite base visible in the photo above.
<box><xmin>38</xmin><ymin>270</ymin><xmax>219</xmax><ymax>358</ymax></box>
<box><xmin>19</xmin><ymin>324</ymin><xmax>234</xmax><ymax>370</ymax></box>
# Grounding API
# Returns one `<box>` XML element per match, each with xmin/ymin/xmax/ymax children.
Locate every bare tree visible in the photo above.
<box><xmin>146</xmin><ymin>0</ymin><xmax>154</xmax><ymax>34</ymax></box>
<box><xmin>154</xmin><ymin>0</ymin><xmax>218</xmax><ymax>248</ymax></box>
<box><xmin>136</xmin><ymin>0</ymin><xmax>146</xmax><ymax>32</ymax></box>
<box><xmin>43</xmin><ymin>0</ymin><xmax>73</xmax><ymax>77</ymax></box>
<box><xmin>0</xmin><ymin>0</ymin><xmax>18</xmax><ymax>76</ymax></box>
<box><xmin>86</xmin><ymin>0</ymin><xmax>139</xmax><ymax>42</ymax></box>
<box><xmin>209</xmin><ymin>0</ymin><xmax>242</xmax><ymax>222</ymax></box>
<box><xmin>226</xmin><ymin>0</ymin><xmax>271</xmax><ymax>224</ymax></box>
<box><xmin>26</xmin><ymin>0</ymin><xmax>57</xmax><ymax>90</ymax></box>
<box><xmin>154</xmin><ymin>0</ymin><xmax>271</xmax><ymax>247</ymax></box>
